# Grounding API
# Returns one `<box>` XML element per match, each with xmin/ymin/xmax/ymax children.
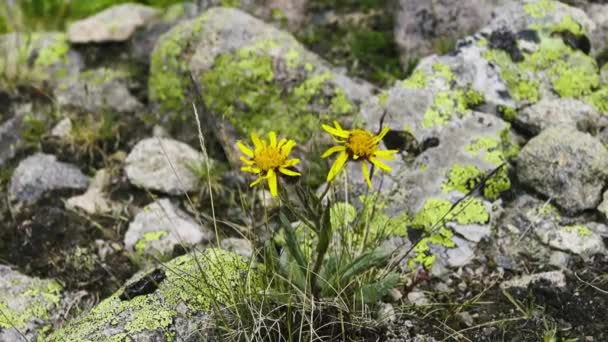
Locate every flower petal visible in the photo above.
<box><xmin>321</xmin><ymin>145</ymin><xmax>346</xmax><ymax>158</ymax></box>
<box><xmin>327</xmin><ymin>151</ymin><xmax>349</xmax><ymax>182</ymax></box>
<box><xmin>267</xmin><ymin>169</ymin><xmax>278</xmax><ymax>197</ymax></box>
<box><xmin>285</xmin><ymin>158</ymin><xmax>301</xmax><ymax>166</ymax></box>
<box><xmin>237</xmin><ymin>141</ymin><xmax>254</xmax><ymax>158</ymax></box>
<box><xmin>281</xmin><ymin>140</ymin><xmax>297</xmax><ymax>156</ymax></box>
<box><xmin>278</xmin><ymin>138</ymin><xmax>287</xmax><ymax>148</ymax></box>
<box><xmin>251</xmin><ymin>132</ymin><xmax>263</xmax><ymax>150</ymax></box>
<box><xmin>240</xmin><ymin>156</ymin><xmax>255</xmax><ymax>165</ymax></box>
<box><xmin>373</xmin><ymin>127</ymin><xmax>390</xmax><ymax>143</ymax></box>
<box><xmin>279</xmin><ymin>167</ymin><xmax>301</xmax><ymax>177</ymax></box>
<box><xmin>268</xmin><ymin>131</ymin><xmax>277</xmax><ymax>147</ymax></box>
<box><xmin>369</xmin><ymin>157</ymin><xmax>392</xmax><ymax>172</ymax></box>
<box><xmin>374</xmin><ymin>149</ymin><xmax>399</xmax><ymax>160</ymax></box>
<box><xmin>322</xmin><ymin>124</ymin><xmax>349</xmax><ymax>139</ymax></box>
<box><xmin>361</xmin><ymin>162</ymin><xmax>372</xmax><ymax>189</ymax></box>
<box><xmin>241</xmin><ymin>166</ymin><xmax>261</xmax><ymax>174</ymax></box>
<box><xmin>250</xmin><ymin>177</ymin><xmax>264</xmax><ymax>187</ymax></box>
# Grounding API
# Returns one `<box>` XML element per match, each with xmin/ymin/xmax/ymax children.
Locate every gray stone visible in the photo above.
<box><xmin>394</xmin><ymin>0</ymin><xmax>507</xmax><ymax>62</ymax></box>
<box><xmin>535</xmin><ymin>222</ymin><xmax>606</xmax><ymax>257</ymax></box>
<box><xmin>220</xmin><ymin>237</ymin><xmax>253</xmax><ymax>258</ymax></box>
<box><xmin>68</xmin><ymin>3</ymin><xmax>160</xmax><ymax>43</ymax></box>
<box><xmin>47</xmin><ymin>249</ymin><xmax>255</xmax><ymax>341</ymax></box>
<box><xmin>445</xmin><ymin>237</ymin><xmax>475</xmax><ymax>268</ymax></box>
<box><xmin>516</xmin><ymin>98</ymin><xmax>603</xmax><ymax>135</ymax></box>
<box><xmin>598</xmin><ymin>189</ymin><xmax>608</xmax><ymax>218</ymax></box>
<box><xmin>517</xmin><ymin>126</ymin><xmax>608</xmax><ymax>213</ymax></box>
<box><xmin>55</xmin><ymin>68</ymin><xmax>143</xmax><ymax>113</ymax></box>
<box><xmin>124</xmin><ymin>199</ymin><xmax>213</xmax><ymax>259</ymax></box>
<box><xmin>587</xmin><ymin>3</ymin><xmax>608</xmax><ymax>58</ymax></box>
<box><xmin>50</xmin><ymin>118</ymin><xmax>72</xmax><ymax>138</ymax></box>
<box><xmin>0</xmin><ymin>114</ymin><xmax>23</xmax><ymax>168</ymax></box>
<box><xmin>0</xmin><ymin>266</ymin><xmax>65</xmax><ymax>342</ymax></box>
<box><xmin>8</xmin><ymin>153</ymin><xmax>90</xmax><ymax>205</ymax></box>
<box><xmin>500</xmin><ymin>271</ymin><xmax>566</xmax><ymax>289</ymax></box>
<box><xmin>407</xmin><ymin>291</ymin><xmax>429</xmax><ymax>306</ymax></box>
<box><xmin>66</xmin><ymin>169</ymin><xmax>117</xmax><ymax>215</ymax></box>
<box><xmin>125</xmin><ymin>138</ymin><xmax>205</xmax><ymax>195</ymax></box>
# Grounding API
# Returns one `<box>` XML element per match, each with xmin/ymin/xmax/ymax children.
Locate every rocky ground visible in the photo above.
<box><xmin>1</xmin><ymin>0</ymin><xmax>608</xmax><ymax>341</ymax></box>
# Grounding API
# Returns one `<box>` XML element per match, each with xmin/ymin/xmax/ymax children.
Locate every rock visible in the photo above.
<box><xmin>0</xmin><ymin>32</ymin><xmax>82</xmax><ymax>89</ymax></box>
<box><xmin>0</xmin><ymin>266</ymin><xmax>65</xmax><ymax>342</ymax></box>
<box><xmin>66</xmin><ymin>169</ymin><xmax>116</xmax><ymax>215</ymax></box>
<box><xmin>535</xmin><ymin>223</ymin><xmax>606</xmax><ymax>257</ymax></box>
<box><xmin>50</xmin><ymin>118</ymin><xmax>72</xmax><ymax>138</ymax></box>
<box><xmin>445</xmin><ymin>237</ymin><xmax>476</xmax><ymax>268</ymax></box>
<box><xmin>125</xmin><ymin>138</ymin><xmax>205</xmax><ymax>195</ymax></box>
<box><xmin>149</xmin><ymin>7</ymin><xmax>372</xmax><ymax>164</ymax></box>
<box><xmin>500</xmin><ymin>270</ymin><xmax>566</xmax><ymax>289</ymax></box>
<box><xmin>220</xmin><ymin>237</ymin><xmax>253</xmax><ymax>258</ymax></box>
<box><xmin>407</xmin><ymin>291</ymin><xmax>429</xmax><ymax>306</ymax></box>
<box><xmin>124</xmin><ymin>199</ymin><xmax>213</xmax><ymax>260</ymax></box>
<box><xmin>48</xmin><ymin>249</ymin><xmax>260</xmax><ymax>341</ymax></box>
<box><xmin>597</xmin><ymin>190</ymin><xmax>608</xmax><ymax>219</ymax></box>
<box><xmin>55</xmin><ymin>68</ymin><xmax>143</xmax><ymax>113</ymax></box>
<box><xmin>0</xmin><ymin>113</ymin><xmax>23</xmax><ymax>167</ymax></box>
<box><xmin>8</xmin><ymin>153</ymin><xmax>90</xmax><ymax>205</ymax></box>
<box><xmin>516</xmin><ymin>98</ymin><xmax>603</xmax><ymax>135</ymax></box>
<box><xmin>394</xmin><ymin>0</ymin><xmax>507</xmax><ymax>62</ymax></box>
<box><xmin>377</xmin><ymin>303</ymin><xmax>396</xmax><ymax>323</ymax></box>
<box><xmin>68</xmin><ymin>3</ymin><xmax>160</xmax><ymax>43</ymax></box>
<box><xmin>587</xmin><ymin>3</ymin><xmax>608</xmax><ymax>58</ymax></box>
<box><xmin>517</xmin><ymin>125</ymin><xmax>608</xmax><ymax>213</ymax></box>
<box><xmin>601</xmin><ymin>63</ymin><xmax>608</xmax><ymax>85</ymax></box>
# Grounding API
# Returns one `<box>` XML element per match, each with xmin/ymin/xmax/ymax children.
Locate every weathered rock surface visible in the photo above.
<box><xmin>516</xmin><ymin>98</ymin><xmax>603</xmax><ymax>135</ymax></box>
<box><xmin>0</xmin><ymin>266</ymin><xmax>65</xmax><ymax>342</ymax></box>
<box><xmin>8</xmin><ymin>153</ymin><xmax>90</xmax><ymax>205</ymax></box>
<box><xmin>149</xmin><ymin>7</ymin><xmax>373</xmax><ymax>164</ymax></box>
<box><xmin>55</xmin><ymin>68</ymin><xmax>143</xmax><ymax>113</ymax></box>
<box><xmin>0</xmin><ymin>113</ymin><xmax>23</xmax><ymax>168</ymax></box>
<box><xmin>517</xmin><ymin>125</ymin><xmax>608</xmax><ymax>213</ymax></box>
<box><xmin>68</xmin><ymin>3</ymin><xmax>160</xmax><ymax>43</ymax></box>
<box><xmin>500</xmin><ymin>271</ymin><xmax>566</xmax><ymax>289</ymax></box>
<box><xmin>124</xmin><ymin>199</ymin><xmax>213</xmax><ymax>260</ymax></box>
<box><xmin>66</xmin><ymin>169</ymin><xmax>116</xmax><ymax>215</ymax></box>
<box><xmin>47</xmin><ymin>249</ymin><xmax>258</xmax><ymax>341</ymax></box>
<box><xmin>535</xmin><ymin>222</ymin><xmax>606</xmax><ymax>257</ymax></box>
<box><xmin>125</xmin><ymin>138</ymin><xmax>205</xmax><ymax>195</ymax></box>
<box><xmin>394</xmin><ymin>0</ymin><xmax>507</xmax><ymax>62</ymax></box>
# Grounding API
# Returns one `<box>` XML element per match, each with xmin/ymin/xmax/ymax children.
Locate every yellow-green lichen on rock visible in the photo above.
<box><xmin>0</xmin><ymin>266</ymin><xmax>63</xmax><ymax>340</ymax></box>
<box><xmin>48</xmin><ymin>249</ymin><xmax>261</xmax><ymax>341</ymax></box>
<box><xmin>149</xmin><ymin>7</ymin><xmax>366</xmax><ymax>142</ymax></box>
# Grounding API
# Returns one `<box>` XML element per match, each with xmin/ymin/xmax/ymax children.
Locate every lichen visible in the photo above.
<box><xmin>523</xmin><ymin>0</ymin><xmax>556</xmax><ymax>19</ymax></box>
<box><xmin>498</xmin><ymin>105</ymin><xmax>518</xmax><ymax>122</ymax></box>
<box><xmin>587</xmin><ymin>86</ymin><xmax>608</xmax><ymax>114</ymax></box>
<box><xmin>0</xmin><ymin>278</ymin><xmax>62</xmax><ymax>331</ymax></box>
<box><xmin>48</xmin><ymin>249</ymin><xmax>260</xmax><ymax>341</ymax></box>
<box><xmin>402</xmin><ymin>69</ymin><xmax>428</xmax><ymax>89</ymax></box>
<box><xmin>483</xmin><ymin>166</ymin><xmax>511</xmax><ymax>200</ymax></box>
<box><xmin>421</xmin><ymin>90</ymin><xmax>470</xmax><ymax>128</ymax></box>
<box><xmin>442</xmin><ymin>164</ymin><xmax>484</xmax><ymax>194</ymax></box>
<box><xmin>134</xmin><ymin>230</ymin><xmax>169</xmax><ymax>254</ymax></box>
<box><xmin>465</xmin><ymin>129</ymin><xmax>520</xmax><ymax>166</ymax></box>
<box><xmin>563</xmin><ymin>225</ymin><xmax>592</xmax><ymax>237</ymax></box>
<box><xmin>200</xmin><ymin>42</ymin><xmax>353</xmax><ymax>141</ymax></box>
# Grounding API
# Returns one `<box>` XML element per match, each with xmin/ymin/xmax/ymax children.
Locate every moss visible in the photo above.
<box><xmin>48</xmin><ymin>249</ymin><xmax>260</xmax><ymax>341</ymax></box>
<box><xmin>421</xmin><ymin>90</ymin><xmax>470</xmax><ymax>128</ymax></box>
<box><xmin>563</xmin><ymin>225</ymin><xmax>592</xmax><ymax>237</ymax></box>
<box><xmin>200</xmin><ymin>42</ymin><xmax>353</xmax><ymax>141</ymax></box>
<box><xmin>32</xmin><ymin>34</ymin><xmax>69</xmax><ymax>69</ymax></box>
<box><xmin>587</xmin><ymin>86</ymin><xmax>608</xmax><ymax>114</ymax></box>
<box><xmin>523</xmin><ymin>0</ymin><xmax>556</xmax><ymax>19</ymax></box>
<box><xmin>0</xmin><ymin>278</ymin><xmax>63</xmax><ymax>331</ymax></box>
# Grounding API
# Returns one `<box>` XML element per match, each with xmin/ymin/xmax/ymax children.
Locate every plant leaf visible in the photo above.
<box><xmin>357</xmin><ymin>272</ymin><xmax>400</xmax><ymax>304</ymax></box>
<box><xmin>279</xmin><ymin>213</ymin><xmax>309</xmax><ymax>277</ymax></box>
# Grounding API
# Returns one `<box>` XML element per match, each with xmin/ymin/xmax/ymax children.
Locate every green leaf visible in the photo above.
<box><xmin>340</xmin><ymin>248</ymin><xmax>391</xmax><ymax>283</ymax></box>
<box><xmin>357</xmin><ymin>272</ymin><xmax>400</xmax><ymax>304</ymax></box>
<box><xmin>279</xmin><ymin>213</ymin><xmax>309</xmax><ymax>276</ymax></box>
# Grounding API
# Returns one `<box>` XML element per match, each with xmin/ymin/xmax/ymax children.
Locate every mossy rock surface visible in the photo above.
<box><xmin>149</xmin><ymin>7</ymin><xmax>373</xmax><ymax>159</ymax></box>
<box><xmin>48</xmin><ymin>249</ymin><xmax>260</xmax><ymax>341</ymax></box>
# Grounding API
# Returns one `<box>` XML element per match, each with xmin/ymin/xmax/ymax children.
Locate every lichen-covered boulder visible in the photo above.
<box><xmin>124</xmin><ymin>199</ymin><xmax>214</xmax><ymax>261</ymax></box>
<box><xmin>8</xmin><ymin>153</ymin><xmax>90</xmax><ymax>206</ymax></box>
<box><xmin>149</xmin><ymin>7</ymin><xmax>373</xmax><ymax>163</ymax></box>
<box><xmin>535</xmin><ymin>223</ymin><xmax>606</xmax><ymax>257</ymax></box>
<box><xmin>0</xmin><ymin>266</ymin><xmax>65</xmax><ymax>342</ymax></box>
<box><xmin>405</xmin><ymin>0</ymin><xmax>605</xmax><ymax>118</ymax></box>
<box><xmin>586</xmin><ymin>3</ymin><xmax>608</xmax><ymax>57</ymax></box>
<box><xmin>394</xmin><ymin>0</ymin><xmax>508</xmax><ymax>63</ymax></box>
<box><xmin>125</xmin><ymin>138</ymin><xmax>205</xmax><ymax>195</ymax></box>
<box><xmin>55</xmin><ymin>67</ymin><xmax>143</xmax><ymax>113</ymax></box>
<box><xmin>517</xmin><ymin>125</ymin><xmax>608</xmax><ymax>213</ymax></box>
<box><xmin>67</xmin><ymin>3</ymin><xmax>160</xmax><ymax>43</ymax></box>
<box><xmin>515</xmin><ymin>98</ymin><xmax>603</xmax><ymax>135</ymax></box>
<box><xmin>47</xmin><ymin>249</ymin><xmax>260</xmax><ymax>341</ymax></box>
<box><xmin>0</xmin><ymin>32</ymin><xmax>82</xmax><ymax>89</ymax></box>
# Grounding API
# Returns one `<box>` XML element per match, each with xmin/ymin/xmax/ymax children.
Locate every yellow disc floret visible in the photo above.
<box><xmin>321</xmin><ymin>121</ymin><xmax>398</xmax><ymax>188</ymax></box>
<box><xmin>237</xmin><ymin>131</ymin><xmax>301</xmax><ymax>197</ymax></box>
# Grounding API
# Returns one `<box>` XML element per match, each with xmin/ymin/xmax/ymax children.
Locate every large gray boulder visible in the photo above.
<box><xmin>517</xmin><ymin>125</ymin><xmax>608</xmax><ymax>213</ymax></box>
<box><xmin>125</xmin><ymin>138</ymin><xmax>205</xmax><ymax>195</ymax></box>
<box><xmin>8</xmin><ymin>153</ymin><xmax>90</xmax><ymax>205</ymax></box>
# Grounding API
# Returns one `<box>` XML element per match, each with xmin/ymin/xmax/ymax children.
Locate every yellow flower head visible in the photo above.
<box><xmin>237</xmin><ymin>131</ymin><xmax>301</xmax><ymax>197</ymax></box>
<box><xmin>321</xmin><ymin>121</ymin><xmax>398</xmax><ymax>188</ymax></box>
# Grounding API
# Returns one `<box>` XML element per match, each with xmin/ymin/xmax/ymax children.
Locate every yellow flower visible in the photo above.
<box><xmin>237</xmin><ymin>131</ymin><xmax>301</xmax><ymax>197</ymax></box>
<box><xmin>321</xmin><ymin>121</ymin><xmax>398</xmax><ymax>188</ymax></box>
